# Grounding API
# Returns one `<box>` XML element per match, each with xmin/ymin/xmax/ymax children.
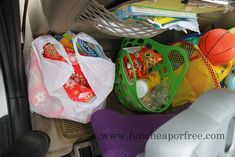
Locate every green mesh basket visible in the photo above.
<box><xmin>114</xmin><ymin>38</ymin><xmax>189</xmax><ymax>112</ymax></box>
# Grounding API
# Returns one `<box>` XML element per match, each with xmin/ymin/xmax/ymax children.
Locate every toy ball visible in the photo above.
<box><xmin>199</xmin><ymin>29</ymin><xmax>235</xmax><ymax>66</ymax></box>
<box><xmin>225</xmin><ymin>69</ymin><xmax>235</xmax><ymax>90</ymax></box>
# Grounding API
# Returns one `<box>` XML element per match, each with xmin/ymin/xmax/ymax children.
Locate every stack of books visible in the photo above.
<box><xmin>113</xmin><ymin>4</ymin><xmax>200</xmax><ymax>33</ymax></box>
<box><xmin>111</xmin><ymin>0</ymin><xmax>230</xmax><ymax>33</ymax></box>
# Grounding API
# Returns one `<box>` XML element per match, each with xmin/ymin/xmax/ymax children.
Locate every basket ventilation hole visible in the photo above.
<box><xmin>162</xmin><ymin>66</ymin><xmax>167</xmax><ymax>73</ymax></box>
<box><xmin>137</xmin><ymin>39</ymin><xmax>144</xmax><ymax>44</ymax></box>
<box><xmin>146</xmin><ymin>44</ymin><xmax>152</xmax><ymax>49</ymax></box>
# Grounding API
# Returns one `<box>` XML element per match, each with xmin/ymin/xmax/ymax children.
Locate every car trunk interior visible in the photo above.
<box><xmin>19</xmin><ymin>0</ymin><xmax>235</xmax><ymax>156</ymax></box>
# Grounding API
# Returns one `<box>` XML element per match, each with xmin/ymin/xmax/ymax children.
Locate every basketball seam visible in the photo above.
<box><xmin>204</xmin><ymin>32</ymin><xmax>211</xmax><ymax>55</ymax></box>
<box><xmin>208</xmin><ymin>57</ymin><xmax>233</xmax><ymax>62</ymax></box>
<box><xmin>209</xmin><ymin>44</ymin><xmax>235</xmax><ymax>56</ymax></box>
<box><xmin>207</xmin><ymin>31</ymin><xmax>229</xmax><ymax>57</ymax></box>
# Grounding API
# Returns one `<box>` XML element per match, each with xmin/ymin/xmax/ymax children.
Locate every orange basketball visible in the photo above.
<box><xmin>199</xmin><ymin>29</ymin><xmax>235</xmax><ymax>65</ymax></box>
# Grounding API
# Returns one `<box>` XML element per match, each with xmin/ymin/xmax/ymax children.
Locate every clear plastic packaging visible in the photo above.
<box><xmin>141</xmin><ymin>80</ymin><xmax>170</xmax><ymax>110</ymax></box>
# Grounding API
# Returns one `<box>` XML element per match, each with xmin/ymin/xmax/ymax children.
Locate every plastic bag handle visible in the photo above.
<box><xmin>72</xmin><ymin>35</ymin><xmax>83</xmax><ymax>59</ymax></box>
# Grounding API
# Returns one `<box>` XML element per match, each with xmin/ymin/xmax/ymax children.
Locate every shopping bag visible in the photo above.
<box><xmin>27</xmin><ymin>34</ymin><xmax>115</xmax><ymax>123</ymax></box>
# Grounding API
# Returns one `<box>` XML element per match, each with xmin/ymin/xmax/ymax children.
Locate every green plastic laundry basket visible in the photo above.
<box><xmin>114</xmin><ymin>38</ymin><xmax>189</xmax><ymax>112</ymax></box>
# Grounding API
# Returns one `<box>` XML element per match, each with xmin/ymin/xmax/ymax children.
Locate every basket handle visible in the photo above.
<box><xmin>120</xmin><ymin>52</ymin><xmax>138</xmax><ymax>85</ymax></box>
<box><xmin>169</xmin><ymin>46</ymin><xmax>189</xmax><ymax>83</ymax></box>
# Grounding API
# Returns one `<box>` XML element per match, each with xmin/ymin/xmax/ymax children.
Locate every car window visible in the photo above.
<box><xmin>0</xmin><ymin>65</ymin><xmax>8</xmax><ymax>118</ymax></box>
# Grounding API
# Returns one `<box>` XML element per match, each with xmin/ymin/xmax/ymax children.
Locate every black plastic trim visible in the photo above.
<box><xmin>0</xmin><ymin>0</ymin><xmax>31</xmax><ymax>143</ymax></box>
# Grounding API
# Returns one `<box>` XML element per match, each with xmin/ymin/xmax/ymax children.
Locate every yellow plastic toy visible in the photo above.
<box><xmin>229</xmin><ymin>27</ymin><xmax>235</xmax><ymax>36</ymax></box>
<box><xmin>146</xmin><ymin>71</ymin><xmax>161</xmax><ymax>89</ymax></box>
<box><xmin>229</xmin><ymin>27</ymin><xmax>235</xmax><ymax>68</ymax></box>
<box><xmin>213</xmin><ymin>61</ymin><xmax>233</xmax><ymax>82</ymax></box>
<box><xmin>232</xmin><ymin>58</ymin><xmax>235</xmax><ymax>66</ymax></box>
<box><xmin>59</xmin><ymin>38</ymin><xmax>73</xmax><ymax>49</ymax></box>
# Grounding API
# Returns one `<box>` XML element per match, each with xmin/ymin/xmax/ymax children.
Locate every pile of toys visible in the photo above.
<box><xmin>114</xmin><ymin>38</ymin><xmax>189</xmax><ymax>112</ymax></box>
<box><xmin>115</xmin><ymin>27</ymin><xmax>235</xmax><ymax>112</ymax></box>
<box><xmin>123</xmin><ymin>46</ymin><xmax>167</xmax><ymax>110</ymax></box>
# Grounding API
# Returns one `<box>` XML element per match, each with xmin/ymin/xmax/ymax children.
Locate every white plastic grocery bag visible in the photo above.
<box><xmin>27</xmin><ymin>34</ymin><xmax>115</xmax><ymax>123</ymax></box>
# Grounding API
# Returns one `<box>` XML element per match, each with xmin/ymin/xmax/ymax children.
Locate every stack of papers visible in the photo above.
<box><xmin>201</xmin><ymin>0</ymin><xmax>232</xmax><ymax>5</ymax></box>
<box><xmin>186</xmin><ymin>0</ymin><xmax>235</xmax><ymax>7</ymax></box>
<box><xmin>114</xmin><ymin>5</ymin><xmax>200</xmax><ymax>33</ymax></box>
